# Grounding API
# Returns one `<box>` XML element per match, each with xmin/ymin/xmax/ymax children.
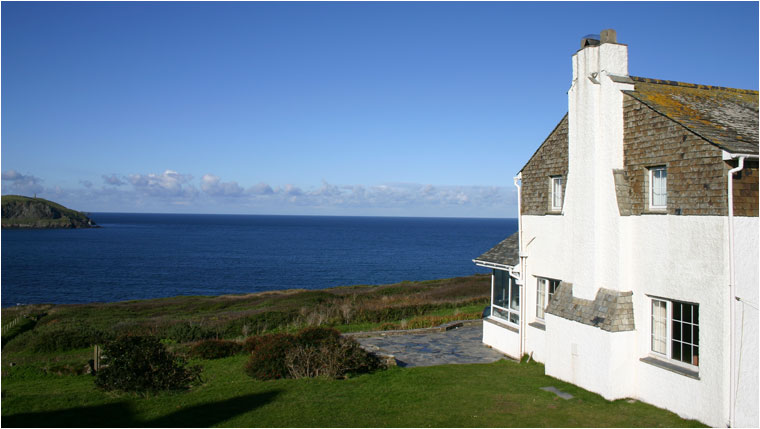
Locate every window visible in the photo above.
<box><xmin>650</xmin><ymin>298</ymin><xmax>699</xmax><ymax>367</ymax></box>
<box><xmin>551</xmin><ymin>176</ymin><xmax>563</xmax><ymax>211</ymax></box>
<box><xmin>492</xmin><ymin>269</ymin><xmax>520</xmax><ymax>325</ymax></box>
<box><xmin>536</xmin><ymin>277</ymin><xmax>561</xmax><ymax>320</ymax></box>
<box><xmin>649</xmin><ymin>166</ymin><xmax>667</xmax><ymax>210</ymax></box>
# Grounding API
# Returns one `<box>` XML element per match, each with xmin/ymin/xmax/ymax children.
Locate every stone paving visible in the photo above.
<box><xmin>354</xmin><ymin>321</ymin><xmax>510</xmax><ymax>367</ymax></box>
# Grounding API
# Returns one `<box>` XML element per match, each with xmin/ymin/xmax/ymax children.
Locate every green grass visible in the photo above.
<box><xmin>1</xmin><ymin>356</ymin><xmax>705</xmax><ymax>427</ymax></box>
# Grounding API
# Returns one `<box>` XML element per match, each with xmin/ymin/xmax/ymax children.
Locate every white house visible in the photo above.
<box><xmin>473</xmin><ymin>30</ymin><xmax>758</xmax><ymax>427</ymax></box>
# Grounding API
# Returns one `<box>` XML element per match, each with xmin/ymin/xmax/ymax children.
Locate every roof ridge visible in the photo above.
<box><xmin>630</xmin><ymin>76</ymin><xmax>758</xmax><ymax>95</ymax></box>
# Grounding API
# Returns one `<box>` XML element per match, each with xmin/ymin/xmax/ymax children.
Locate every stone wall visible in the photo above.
<box><xmin>622</xmin><ymin>94</ymin><xmax>732</xmax><ymax>216</ymax></box>
<box><xmin>732</xmin><ymin>161</ymin><xmax>759</xmax><ymax>217</ymax></box>
<box><xmin>545</xmin><ymin>282</ymin><xmax>635</xmax><ymax>332</ymax></box>
<box><xmin>521</xmin><ymin>115</ymin><xmax>568</xmax><ymax>215</ymax></box>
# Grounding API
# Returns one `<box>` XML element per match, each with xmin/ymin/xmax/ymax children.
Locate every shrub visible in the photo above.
<box><xmin>94</xmin><ymin>335</ymin><xmax>201</xmax><ymax>393</ymax></box>
<box><xmin>244</xmin><ymin>333</ymin><xmax>297</xmax><ymax>380</ymax></box>
<box><xmin>165</xmin><ymin>323</ymin><xmax>215</xmax><ymax>343</ymax></box>
<box><xmin>28</xmin><ymin>325</ymin><xmax>110</xmax><ymax>352</ymax></box>
<box><xmin>244</xmin><ymin>327</ymin><xmax>384</xmax><ymax>381</ymax></box>
<box><xmin>189</xmin><ymin>339</ymin><xmax>242</xmax><ymax>359</ymax></box>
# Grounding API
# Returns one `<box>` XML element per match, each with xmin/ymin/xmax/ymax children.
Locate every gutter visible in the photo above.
<box><xmin>724</xmin><ymin>151</ymin><xmax>758</xmax><ymax>427</ymax></box>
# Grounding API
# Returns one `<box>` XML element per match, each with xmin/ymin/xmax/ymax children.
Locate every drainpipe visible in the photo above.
<box><xmin>725</xmin><ymin>153</ymin><xmax>760</xmax><ymax>426</ymax></box>
<box><xmin>726</xmin><ymin>155</ymin><xmax>745</xmax><ymax>428</ymax></box>
<box><xmin>514</xmin><ymin>173</ymin><xmax>525</xmax><ymax>359</ymax></box>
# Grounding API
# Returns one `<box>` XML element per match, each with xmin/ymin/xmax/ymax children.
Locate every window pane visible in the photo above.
<box><xmin>672</xmin><ymin>340</ymin><xmax>682</xmax><ymax>361</ymax></box>
<box><xmin>536</xmin><ymin>280</ymin><xmax>546</xmax><ymax>319</ymax></box>
<box><xmin>652</xmin><ymin>168</ymin><xmax>667</xmax><ymax>207</ymax></box>
<box><xmin>510</xmin><ymin>279</ymin><xmax>520</xmax><ymax>311</ymax></box>
<box><xmin>673</xmin><ymin>319</ymin><xmax>682</xmax><ymax>341</ymax></box>
<box><xmin>694</xmin><ymin>325</ymin><xmax>699</xmax><ymax>347</ymax></box>
<box><xmin>651</xmin><ymin>300</ymin><xmax>667</xmax><ymax>354</ymax></box>
<box><xmin>682</xmin><ymin>344</ymin><xmax>692</xmax><ymax>364</ymax></box>
<box><xmin>673</xmin><ymin>302</ymin><xmax>681</xmax><ymax>321</ymax></box>
<box><xmin>510</xmin><ymin>312</ymin><xmax>519</xmax><ymax>325</ymax></box>
<box><xmin>693</xmin><ymin>306</ymin><xmax>699</xmax><ymax>326</ymax></box>
<box><xmin>682</xmin><ymin>303</ymin><xmax>692</xmax><ymax>323</ymax></box>
<box><xmin>683</xmin><ymin>323</ymin><xmax>692</xmax><ymax>343</ymax></box>
<box><xmin>494</xmin><ymin>270</ymin><xmax>508</xmax><ymax>308</ymax></box>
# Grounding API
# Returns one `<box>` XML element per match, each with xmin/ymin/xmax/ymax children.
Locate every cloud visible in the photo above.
<box><xmin>102</xmin><ymin>174</ymin><xmax>126</xmax><ymax>186</ymax></box>
<box><xmin>80</xmin><ymin>180</ymin><xmax>94</xmax><ymax>188</ymax></box>
<box><xmin>128</xmin><ymin>169</ymin><xmax>196</xmax><ymax>198</ymax></box>
<box><xmin>247</xmin><ymin>182</ymin><xmax>274</xmax><ymax>195</ymax></box>
<box><xmin>200</xmin><ymin>174</ymin><xmax>244</xmax><ymax>197</ymax></box>
<box><xmin>1</xmin><ymin>170</ymin><xmax>44</xmax><ymax>195</ymax></box>
<box><xmin>279</xmin><ymin>184</ymin><xmax>303</xmax><ymax>196</ymax></box>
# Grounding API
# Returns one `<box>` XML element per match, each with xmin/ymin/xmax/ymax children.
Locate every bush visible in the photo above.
<box><xmin>244</xmin><ymin>333</ymin><xmax>297</xmax><ymax>380</ymax></box>
<box><xmin>189</xmin><ymin>339</ymin><xmax>242</xmax><ymax>359</ymax></box>
<box><xmin>244</xmin><ymin>327</ymin><xmax>384</xmax><ymax>381</ymax></box>
<box><xmin>94</xmin><ymin>335</ymin><xmax>201</xmax><ymax>393</ymax></box>
<box><xmin>28</xmin><ymin>325</ymin><xmax>110</xmax><ymax>352</ymax></box>
<box><xmin>165</xmin><ymin>323</ymin><xmax>215</xmax><ymax>343</ymax></box>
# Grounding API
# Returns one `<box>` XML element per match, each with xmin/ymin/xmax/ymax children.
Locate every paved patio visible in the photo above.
<box><xmin>353</xmin><ymin>321</ymin><xmax>510</xmax><ymax>367</ymax></box>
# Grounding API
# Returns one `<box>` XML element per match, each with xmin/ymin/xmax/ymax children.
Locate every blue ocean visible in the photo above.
<box><xmin>1</xmin><ymin>214</ymin><xmax>517</xmax><ymax>306</ymax></box>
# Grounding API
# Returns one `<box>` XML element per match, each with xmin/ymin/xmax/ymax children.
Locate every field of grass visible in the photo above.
<box><xmin>1</xmin><ymin>275</ymin><xmax>491</xmax><ymax>360</ymax></box>
<box><xmin>1</xmin><ymin>354</ymin><xmax>705</xmax><ymax>428</ymax></box>
<box><xmin>1</xmin><ymin>276</ymin><xmax>707</xmax><ymax>427</ymax></box>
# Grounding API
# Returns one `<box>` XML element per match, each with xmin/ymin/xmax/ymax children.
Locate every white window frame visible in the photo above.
<box><xmin>491</xmin><ymin>269</ymin><xmax>520</xmax><ymax>327</ymax></box>
<box><xmin>535</xmin><ymin>277</ymin><xmax>561</xmax><ymax>321</ymax></box>
<box><xmin>648</xmin><ymin>166</ymin><xmax>667</xmax><ymax>210</ymax></box>
<box><xmin>649</xmin><ymin>297</ymin><xmax>699</xmax><ymax>370</ymax></box>
<box><xmin>550</xmin><ymin>176</ymin><xmax>563</xmax><ymax>211</ymax></box>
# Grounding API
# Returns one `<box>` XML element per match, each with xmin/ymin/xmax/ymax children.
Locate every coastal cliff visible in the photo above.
<box><xmin>1</xmin><ymin>195</ymin><xmax>97</xmax><ymax>229</ymax></box>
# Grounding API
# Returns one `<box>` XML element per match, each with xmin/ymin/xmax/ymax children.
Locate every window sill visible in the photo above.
<box><xmin>640</xmin><ymin>356</ymin><xmax>700</xmax><ymax>380</ymax></box>
<box><xmin>643</xmin><ymin>210</ymin><xmax>667</xmax><ymax>215</ymax></box>
<box><xmin>528</xmin><ymin>321</ymin><xmax>546</xmax><ymax>331</ymax></box>
<box><xmin>544</xmin><ymin>211</ymin><xmax>563</xmax><ymax>216</ymax></box>
<box><xmin>484</xmin><ymin>316</ymin><xmax>519</xmax><ymax>333</ymax></box>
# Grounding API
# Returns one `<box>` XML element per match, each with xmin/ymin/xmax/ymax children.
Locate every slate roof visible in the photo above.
<box><xmin>624</xmin><ymin>77</ymin><xmax>759</xmax><ymax>155</ymax></box>
<box><xmin>473</xmin><ymin>231</ymin><xmax>519</xmax><ymax>268</ymax></box>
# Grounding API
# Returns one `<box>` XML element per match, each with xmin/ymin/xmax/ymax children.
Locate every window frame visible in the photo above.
<box><xmin>491</xmin><ymin>269</ymin><xmax>520</xmax><ymax>327</ymax></box>
<box><xmin>550</xmin><ymin>176</ymin><xmax>563</xmax><ymax>211</ymax></box>
<box><xmin>535</xmin><ymin>277</ymin><xmax>561</xmax><ymax>321</ymax></box>
<box><xmin>649</xmin><ymin>296</ymin><xmax>699</xmax><ymax>370</ymax></box>
<box><xmin>648</xmin><ymin>166</ymin><xmax>667</xmax><ymax>211</ymax></box>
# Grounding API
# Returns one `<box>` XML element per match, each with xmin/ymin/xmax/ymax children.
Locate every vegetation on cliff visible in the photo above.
<box><xmin>1</xmin><ymin>195</ymin><xmax>96</xmax><ymax>229</ymax></box>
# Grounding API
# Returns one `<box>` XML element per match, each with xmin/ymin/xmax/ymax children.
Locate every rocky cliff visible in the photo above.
<box><xmin>1</xmin><ymin>195</ymin><xmax>97</xmax><ymax>229</ymax></box>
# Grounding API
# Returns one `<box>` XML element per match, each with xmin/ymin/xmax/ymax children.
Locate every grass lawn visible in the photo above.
<box><xmin>2</xmin><ymin>355</ymin><xmax>706</xmax><ymax>427</ymax></box>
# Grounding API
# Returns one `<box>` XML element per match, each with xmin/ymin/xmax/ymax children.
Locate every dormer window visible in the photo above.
<box><xmin>551</xmin><ymin>176</ymin><xmax>563</xmax><ymax>211</ymax></box>
<box><xmin>649</xmin><ymin>166</ymin><xmax>667</xmax><ymax>210</ymax></box>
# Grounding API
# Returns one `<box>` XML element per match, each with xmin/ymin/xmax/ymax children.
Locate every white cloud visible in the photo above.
<box><xmin>247</xmin><ymin>182</ymin><xmax>274</xmax><ymax>195</ymax></box>
<box><xmin>102</xmin><ymin>174</ymin><xmax>126</xmax><ymax>186</ymax></box>
<box><xmin>128</xmin><ymin>170</ymin><xmax>196</xmax><ymax>198</ymax></box>
<box><xmin>201</xmin><ymin>174</ymin><xmax>244</xmax><ymax>197</ymax></box>
<box><xmin>1</xmin><ymin>170</ymin><xmax>44</xmax><ymax>196</ymax></box>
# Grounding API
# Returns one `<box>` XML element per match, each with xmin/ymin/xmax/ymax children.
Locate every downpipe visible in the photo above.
<box><xmin>726</xmin><ymin>155</ymin><xmax>745</xmax><ymax>428</ymax></box>
<box><xmin>514</xmin><ymin>173</ymin><xmax>526</xmax><ymax>359</ymax></box>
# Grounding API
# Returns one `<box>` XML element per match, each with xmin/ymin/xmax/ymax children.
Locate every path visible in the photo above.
<box><xmin>352</xmin><ymin>321</ymin><xmax>510</xmax><ymax>367</ymax></box>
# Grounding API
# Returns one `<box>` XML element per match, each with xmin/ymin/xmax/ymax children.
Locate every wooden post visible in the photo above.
<box><xmin>94</xmin><ymin>345</ymin><xmax>100</xmax><ymax>371</ymax></box>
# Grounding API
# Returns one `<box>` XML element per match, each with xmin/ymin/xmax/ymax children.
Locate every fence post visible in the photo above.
<box><xmin>94</xmin><ymin>345</ymin><xmax>100</xmax><ymax>371</ymax></box>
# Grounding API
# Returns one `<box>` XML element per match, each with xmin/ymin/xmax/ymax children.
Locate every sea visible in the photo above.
<box><xmin>1</xmin><ymin>213</ymin><xmax>517</xmax><ymax>307</ymax></box>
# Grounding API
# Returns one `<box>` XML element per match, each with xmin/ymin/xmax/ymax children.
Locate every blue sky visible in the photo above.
<box><xmin>2</xmin><ymin>1</ymin><xmax>758</xmax><ymax>217</ymax></box>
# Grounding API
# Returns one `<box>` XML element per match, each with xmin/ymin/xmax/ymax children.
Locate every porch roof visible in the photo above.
<box><xmin>472</xmin><ymin>231</ymin><xmax>519</xmax><ymax>269</ymax></box>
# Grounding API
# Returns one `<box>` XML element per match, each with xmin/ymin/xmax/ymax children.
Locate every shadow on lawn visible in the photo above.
<box><xmin>3</xmin><ymin>391</ymin><xmax>281</xmax><ymax>427</ymax></box>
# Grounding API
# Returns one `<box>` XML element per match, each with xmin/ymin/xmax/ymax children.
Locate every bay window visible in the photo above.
<box><xmin>492</xmin><ymin>269</ymin><xmax>520</xmax><ymax>325</ymax></box>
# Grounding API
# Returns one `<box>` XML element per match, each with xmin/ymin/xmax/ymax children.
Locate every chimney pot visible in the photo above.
<box><xmin>600</xmin><ymin>29</ymin><xmax>617</xmax><ymax>44</ymax></box>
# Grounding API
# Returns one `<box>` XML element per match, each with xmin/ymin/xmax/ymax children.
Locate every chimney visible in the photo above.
<box><xmin>600</xmin><ymin>29</ymin><xmax>616</xmax><ymax>44</ymax></box>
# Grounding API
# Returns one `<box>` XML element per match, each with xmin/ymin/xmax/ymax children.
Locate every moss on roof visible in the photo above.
<box><xmin>625</xmin><ymin>77</ymin><xmax>759</xmax><ymax>154</ymax></box>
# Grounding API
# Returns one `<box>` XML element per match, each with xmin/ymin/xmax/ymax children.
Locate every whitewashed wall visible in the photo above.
<box><xmin>733</xmin><ymin>217</ymin><xmax>759</xmax><ymax>428</ymax></box>
<box><xmin>482</xmin><ymin>319</ymin><xmax>520</xmax><ymax>359</ymax></box>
